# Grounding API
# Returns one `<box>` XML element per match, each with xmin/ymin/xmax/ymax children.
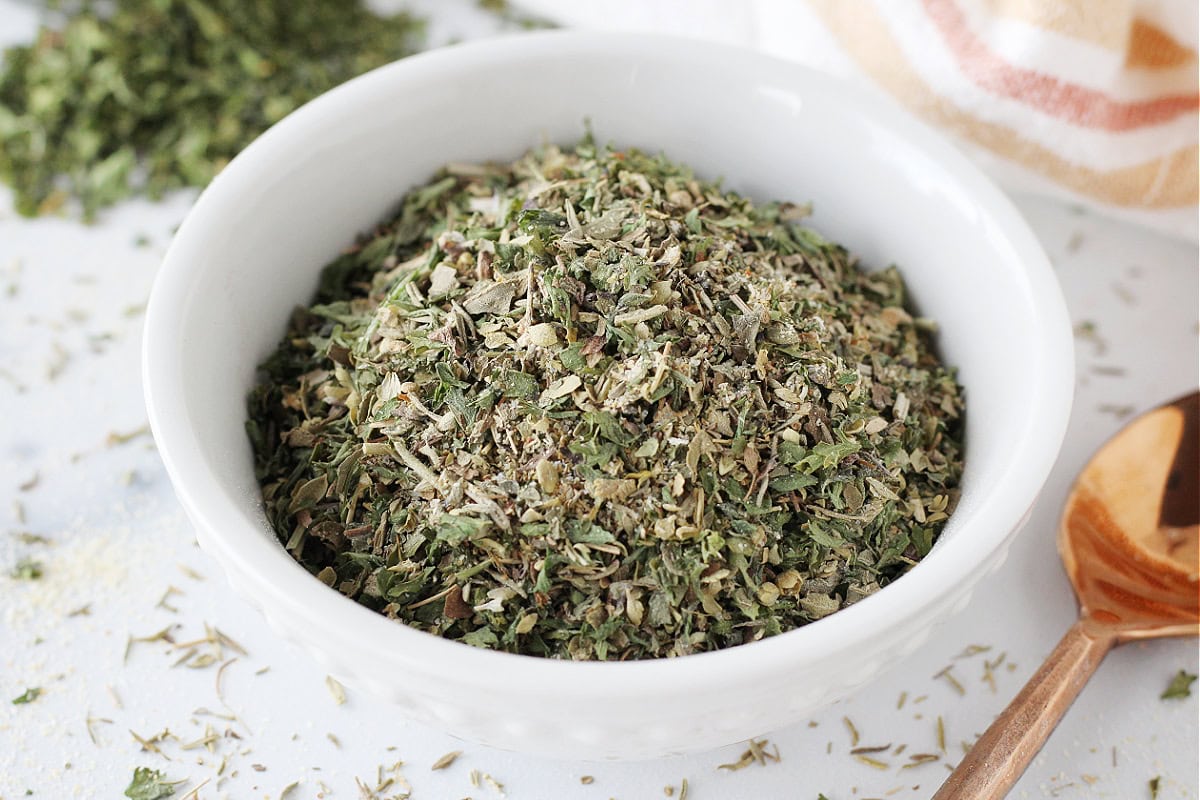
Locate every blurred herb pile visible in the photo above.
<box><xmin>248</xmin><ymin>139</ymin><xmax>965</xmax><ymax>661</ymax></box>
<box><xmin>0</xmin><ymin>0</ymin><xmax>424</xmax><ymax>219</ymax></box>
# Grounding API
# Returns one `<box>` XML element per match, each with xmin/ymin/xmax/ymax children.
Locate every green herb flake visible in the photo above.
<box><xmin>247</xmin><ymin>139</ymin><xmax>965</xmax><ymax>661</ymax></box>
<box><xmin>123</xmin><ymin>767</ymin><xmax>180</xmax><ymax>800</ymax></box>
<box><xmin>11</xmin><ymin>687</ymin><xmax>41</xmax><ymax>705</ymax></box>
<box><xmin>0</xmin><ymin>0</ymin><xmax>424</xmax><ymax>220</ymax></box>
<box><xmin>10</xmin><ymin>557</ymin><xmax>43</xmax><ymax>580</ymax></box>
<box><xmin>1161</xmin><ymin>670</ymin><xmax>1197</xmax><ymax>700</ymax></box>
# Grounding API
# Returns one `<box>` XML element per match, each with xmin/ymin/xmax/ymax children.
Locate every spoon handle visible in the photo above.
<box><xmin>932</xmin><ymin>619</ymin><xmax>1115</xmax><ymax>800</ymax></box>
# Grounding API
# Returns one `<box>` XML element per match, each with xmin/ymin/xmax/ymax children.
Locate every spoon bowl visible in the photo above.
<box><xmin>1061</xmin><ymin>391</ymin><xmax>1199</xmax><ymax>639</ymax></box>
<box><xmin>936</xmin><ymin>391</ymin><xmax>1199</xmax><ymax>799</ymax></box>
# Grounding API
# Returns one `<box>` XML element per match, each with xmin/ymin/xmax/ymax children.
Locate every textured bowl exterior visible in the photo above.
<box><xmin>143</xmin><ymin>33</ymin><xmax>1073</xmax><ymax>760</ymax></box>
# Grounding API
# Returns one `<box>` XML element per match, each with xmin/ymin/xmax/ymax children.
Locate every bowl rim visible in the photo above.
<box><xmin>143</xmin><ymin>30</ymin><xmax>1074</xmax><ymax>698</ymax></box>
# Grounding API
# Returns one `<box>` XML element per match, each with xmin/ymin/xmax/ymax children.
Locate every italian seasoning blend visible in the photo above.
<box><xmin>248</xmin><ymin>140</ymin><xmax>964</xmax><ymax>660</ymax></box>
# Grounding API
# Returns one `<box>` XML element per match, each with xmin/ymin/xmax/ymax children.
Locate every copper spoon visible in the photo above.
<box><xmin>934</xmin><ymin>391</ymin><xmax>1199</xmax><ymax>800</ymax></box>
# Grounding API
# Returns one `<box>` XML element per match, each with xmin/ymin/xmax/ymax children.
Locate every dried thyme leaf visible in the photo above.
<box><xmin>903</xmin><ymin>753</ymin><xmax>940</xmax><ymax>769</ymax></box>
<box><xmin>1161</xmin><ymin>670</ymin><xmax>1196</xmax><ymax>700</ymax></box>
<box><xmin>843</xmin><ymin>717</ymin><xmax>861</xmax><ymax>747</ymax></box>
<box><xmin>718</xmin><ymin>738</ymin><xmax>779</xmax><ymax>771</ymax></box>
<box><xmin>0</xmin><ymin>0</ymin><xmax>423</xmax><ymax>220</ymax></box>
<box><xmin>248</xmin><ymin>139</ymin><xmax>965</xmax><ymax>661</ymax></box>
<box><xmin>934</xmin><ymin>664</ymin><xmax>966</xmax><ymax>695</ymax></box>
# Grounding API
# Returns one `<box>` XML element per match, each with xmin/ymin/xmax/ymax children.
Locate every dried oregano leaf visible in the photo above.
<box><xmin>247</xmin><ymin>138</ymin><xmax>965</xmax><ymax>660</ymax></box>
<box><xmin>0</xmin><ymin>0</ymin><xmax>423</xmax><ymax>220</ymax></box>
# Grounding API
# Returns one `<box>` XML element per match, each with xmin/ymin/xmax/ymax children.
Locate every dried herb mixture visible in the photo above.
<box><xmin>248</xmin><ymin>139</ymin><xmax>964</xmax><ymax>660</ymax></box>
<box><xmin>0</xmin><ymin>0</ymin><xmax>423</xmax><ymax>219</ymax></box>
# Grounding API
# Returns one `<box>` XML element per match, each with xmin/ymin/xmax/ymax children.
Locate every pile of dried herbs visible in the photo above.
<box><xmin>248</xmin><ymin>139</ymin><xmax>965</xmax><ymax>660</ymax></box>
<box><xmin>0</xmin><ymin>0</ymin><xmax>423</xmax><ymax>219</ymax></box>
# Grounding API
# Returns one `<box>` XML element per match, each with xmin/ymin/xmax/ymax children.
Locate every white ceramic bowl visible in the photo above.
<box><xmin>143</xmin><ymin>32</ymin><xmax>1073</xmax><ymax>760</ymax></box>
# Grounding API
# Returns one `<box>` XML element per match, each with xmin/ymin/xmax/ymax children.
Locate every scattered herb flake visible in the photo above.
<box><xmin>10</xmin><ymin>558</ymin><xmax>43</xmax><ymax>580</ymax></box>
<box><xmin>954</xmin><ymin>644</ymin><xmax>990</xmax><ymax>659</ymax></box>
<box><xmin>934</xmin><ymin>665</ymin><xmax>965</xmax><ymax>695</ymax></box>
<box><xmin>325</xmin><ymin>675</ymin><xmax>346</xmax><ymax>705</ymax></box>
<box><xmin>903</xmin><ymin>753</ymin><xmax>940</xmax><ymax>770</ymax></box>
<box><xmin>1072</xmin><ymin>319</ymin><xmax>1107</xmax><ymax>356</ymax></box>
<box><xmin>106</xmin><ymin>425</ymin><xmax>151</xmax><ymax>447</ymax></box>
<box><xmin>1161</xmin><ymin>670</ymin><xmax>1196</xmax><ymax>700</ymax></box>
<box><xmin>843</xmin><ymin>716</ymin><xmax>861</xmax><ymax>747</ymax></box>
<box><xmin>718</xmin><ymin>738</ymin><xmax>779</xmax><ymax>771</ymax></box>
<box><xmin>1098</xmin><ymin>403</ymin><xmax>1135</xmax><ymax>419</ymax></box>
<box><xmin>124</xmin><ymin>767</ymin><xmax>180</xmax><ymax>800</ymax></box>
<box><xmin>85</xmin><ymin>714</ymin><xmax>113</xmax><ymax>745</ymax></box>
<box><xmin>12</xmin><ymin>687</ymin><xmax>41</xmax><ymax>705</ymax></box>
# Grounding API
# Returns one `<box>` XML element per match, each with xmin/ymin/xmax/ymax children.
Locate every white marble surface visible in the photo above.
<box><xmin>0</xmin><ymin>3</ymin><xmax>1197</xmax><ymax>799</ymax></box>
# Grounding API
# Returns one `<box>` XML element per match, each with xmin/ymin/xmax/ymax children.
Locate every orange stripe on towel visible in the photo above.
<box><xmin>805</xmin><ymin>0</ymin><xmax>1199</xmax><ymax>208</ymax></box>
<box><xmin>922</xmin><ymin>0</ymin><xmax>1198</xmax><ymax>131</ymax></box>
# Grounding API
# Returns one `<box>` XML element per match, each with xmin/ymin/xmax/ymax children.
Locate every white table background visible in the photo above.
<box><xmin>0</xmin><ymin>2</ymin><xmax>1197</xmax><ymax>798</ymax></box>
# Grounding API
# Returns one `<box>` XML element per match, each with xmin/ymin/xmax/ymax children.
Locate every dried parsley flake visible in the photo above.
<box><xmin>9</xmin><ymin>557</ymin><xmax>43</xmax><ymax>580</ymax></box>
<box><xmin>11</xmin><ymin>687</ymin><xmax>41</xmax><ymax>705</ymax></box>
<box><xmin>248</xmin><ymin>139</ymin><xmax>965</xmax><ymax>660</ymax></box>
<box><xmin>124</xmin><ymin>767</ymin><xmax>180</xmax><ymax>800</ymax></box>
<box><xmin>1161</xmin><ymin>669</ymin><xmax>1197</xmax><ymax>700</ymax></box>
<box><xmin>0</xmin><ymin>0</ymin><xmax>423</xmax><ymax>219</ymax></box>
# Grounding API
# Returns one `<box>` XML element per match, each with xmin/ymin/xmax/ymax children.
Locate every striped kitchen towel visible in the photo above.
<box><xmin>513</xmin><ymin>0</ymin><xmax>1199</xmax><ymax>241</ymax></box>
